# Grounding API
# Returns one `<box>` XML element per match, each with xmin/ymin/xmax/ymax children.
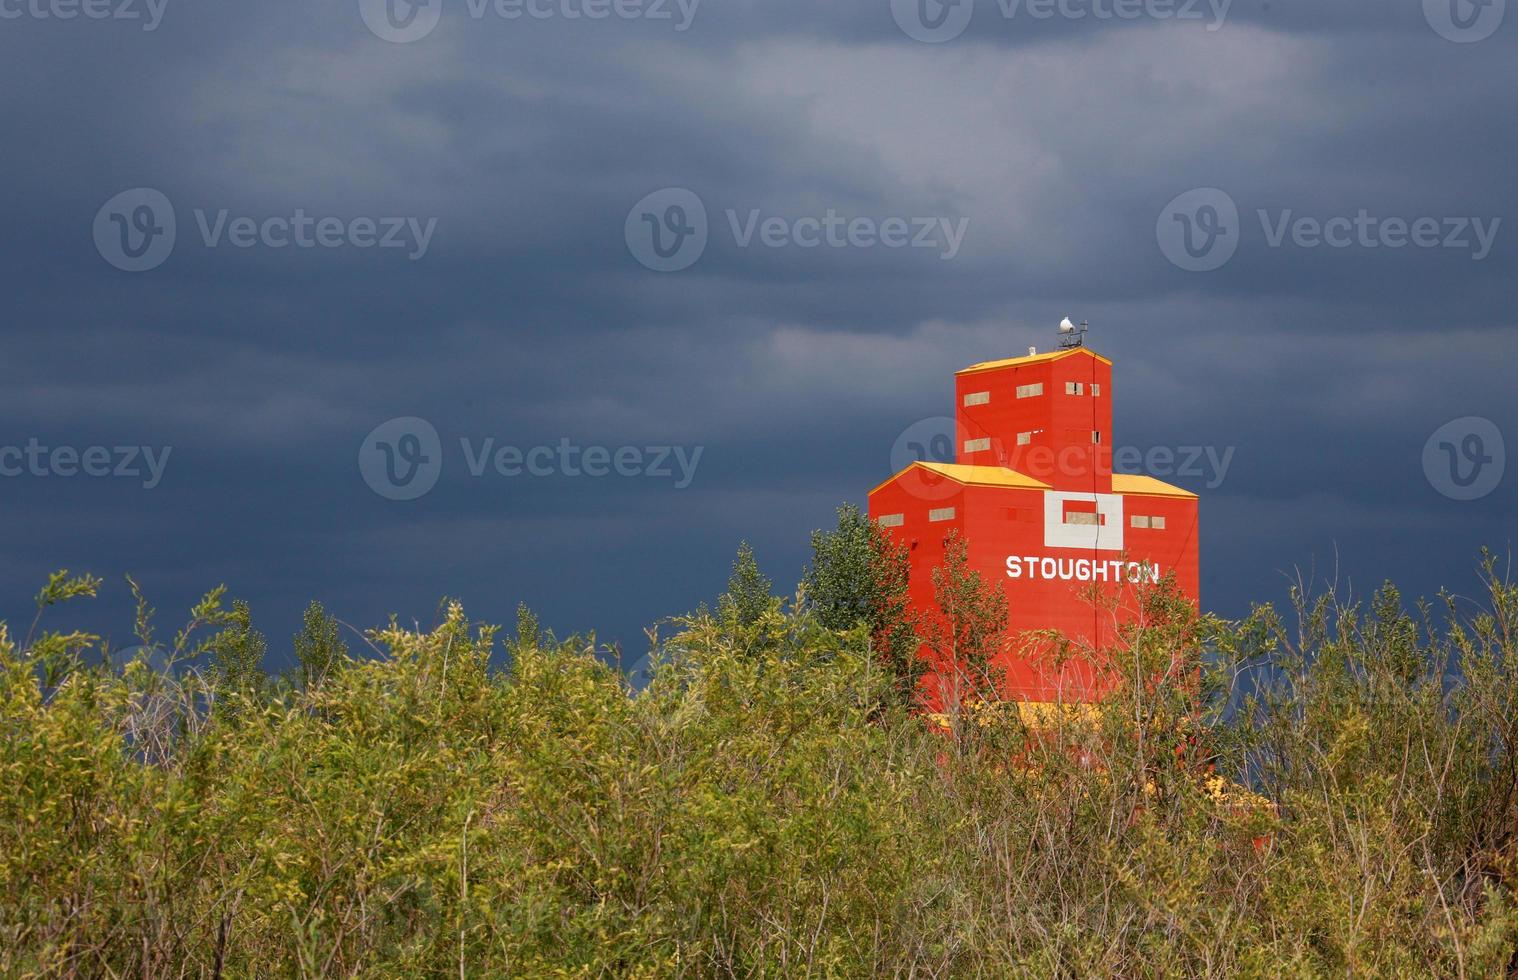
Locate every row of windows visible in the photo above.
<box><xmin>961</xmin><ymin>431</ymin><xmax>1103</xmax><ymax>449</ymax></box>
<box><xmin>1064</xmin><ymin>513</ymin><xmax>1163</xmax><ymax>528</ymax></box>
<box><xmin>1009</xmin><ymin>430</ymin><xmax>1101</xmax><ymax>446</ymax></box>
<box><xmin>875</xmin><ymin>508</ymin><xmax>957</xmax><ymax>527</ymax></box>
<box><xmin>960</xmin><ymin>380</ymin><xmax>1102</xmax><ymax>406</ymax></box>
<box><xmin>879</xmin><ymin>510</ymin><xmax>1166</xmax><ymax>529</ymax></box>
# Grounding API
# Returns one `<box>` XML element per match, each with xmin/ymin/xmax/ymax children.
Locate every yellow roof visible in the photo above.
<box><xmin>957</xmin><ymin>346</ymin><xmax>1111</xmax><ymax>376</ymax></box>
<box><xmin>870</xmin><ymin>463</ymin><xmax>1195</xmax><ymax>498</ymax></box>
<box><xmin>1111</xmin><ymin>474</ymin><xmax>1197</xmax><ymax>498</ymax></box>
<box><xmin>870</xmin><ymin>461</ymin><xmax>1050</xmax><ymax>496</ymax></box>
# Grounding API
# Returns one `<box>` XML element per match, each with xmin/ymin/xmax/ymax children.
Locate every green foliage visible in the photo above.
<box><xmin>922</xmin><ymin>530</ymin><xmax>1009</xmax><ymax>719</ymax></box>
<box><xmin>293</xmin><ymin>600</ymin><xmax>347</xmax><ymax>689</ymax></box>
<box><xmin>803</xmin><ymin>502</ymin><xmax>920</xmax><ymax>707</ymax></box>
<box><xmin>803</xmin><ymin>503</ymin><xmax>879</xmax><ymax>631</ymax></box>
<box><xmin>0</xmin><ymin>563</ymin><xmax>1515</xmax><ymax>976</ymax></box>
<box><xmin>210</xmin><ymin>599</ymin><xmax>266</xmax><ymax>704</ymax></box>
<box><xmin>25</xmin><ymin>570</ymin><xmax>102</xmax><ymax>688</ymax></box>
<box><xmin>718</xmin><ymin>540</ymin><xmax>773</xmax><ymax>633</ymax></box>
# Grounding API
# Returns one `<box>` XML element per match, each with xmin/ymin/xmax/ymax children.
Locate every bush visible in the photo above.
<box><xmin>0</xmin><ymin>562</ymin><xmax>1514</xmax><ymax>976</ymax></box>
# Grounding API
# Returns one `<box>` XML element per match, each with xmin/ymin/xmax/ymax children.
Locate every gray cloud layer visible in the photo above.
<box><xmin>0</xmin><ymin>0</ymin><xmax>1513</xmax><ymax>660</ymax></box>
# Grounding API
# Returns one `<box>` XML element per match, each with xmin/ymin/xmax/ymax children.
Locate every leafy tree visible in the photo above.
<box><xmin>293</xmin><ymin>600</ymin><xmax>347</xmax><ymax>689</ymax></box>
<box><xmin>720</xmin><ymin>541</ymin><xmax>772</xmax><ymax>630</ymax></box>
<box><xmin>514</xmin><ymin>602</ymin><xmax>543</xmax><ymax>652</ymax></box>
<box><xmin>922</xmin><ymin>530</ymin><xmax>1008</xmax><ymax>723</ymax></box>
<box><xmin>211</xmin><ymin>598</ymin><xmax>265</xmax><ymax>701</ymax></box>
<box><xmin>803</xmin><ymin>503</ymin><xmax>920</xmax><ymax>706</ymax></box>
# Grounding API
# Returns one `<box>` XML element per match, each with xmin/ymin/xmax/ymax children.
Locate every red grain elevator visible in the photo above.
<box><xmin>868</xmin><ymin>333</ymin><xmax>1199</xmax><ymax>705</ymax></box>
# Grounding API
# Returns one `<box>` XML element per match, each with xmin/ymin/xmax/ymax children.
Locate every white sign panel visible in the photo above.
<box><xmin>1043</xmin><ymin>491</ymin><xmax>1125</xmax><ymax>552</ymax></box>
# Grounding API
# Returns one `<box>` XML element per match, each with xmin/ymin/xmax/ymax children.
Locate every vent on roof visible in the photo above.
<box><xmin>1028</xmin><ymin>346</ymin><xmax>1037</xmax><ymax>356</ymax></box>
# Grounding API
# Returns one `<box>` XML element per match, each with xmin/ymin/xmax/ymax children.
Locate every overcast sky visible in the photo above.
<box><xmin>0</xmin><ymin>0</ymin><xmax>1513</xmax><ymax>665</ymax></box>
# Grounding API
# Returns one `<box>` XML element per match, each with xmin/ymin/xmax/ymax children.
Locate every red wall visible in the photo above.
<box><xmin>869</xmin><ymin>348</ymin><xmax>1198</xmax><ymax>708</ymax></box>
<box><xmin>870</xmin><ymin>477</ymin><xmax>1197</xmax><ymax>705</ymax></box>
<box><xmin>955</xmin><ymin>350</ymin><xmax>1113</xmax><ymax>492</ymax></box>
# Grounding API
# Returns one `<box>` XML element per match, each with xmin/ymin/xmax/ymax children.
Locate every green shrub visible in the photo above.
<box><xmin>0</xmin><ymin>561</ymin><xmax>1513</xmax><ymax>976</ymax></box>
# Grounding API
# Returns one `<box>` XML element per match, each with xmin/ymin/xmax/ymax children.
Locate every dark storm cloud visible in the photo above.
<box><xmin>0</xmin><ymin>0</ymin><xmax>1513</xmax><ymax>660</ymax></box>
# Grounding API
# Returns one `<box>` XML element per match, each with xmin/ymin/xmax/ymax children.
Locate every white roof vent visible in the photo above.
<box><xmin>1028</xmin><ymin>346</ymin><xmax>1038</xmax><ymax>356</ymax></box>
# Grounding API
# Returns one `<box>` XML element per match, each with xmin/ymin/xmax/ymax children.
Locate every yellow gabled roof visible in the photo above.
<box><xmin>957</xmin><ymin>346</ymin><xmax>1111</xmax><ymax>376</ymax></box>
<box><xmin>869</xmin><ymin>460</ymin><xmax>1050</xmax><ymax>496</ymax></box>
<box><xmin>1111</xmin><ymin>474</ymin><xmax>1197</xmax><ymax>498</ymax></box>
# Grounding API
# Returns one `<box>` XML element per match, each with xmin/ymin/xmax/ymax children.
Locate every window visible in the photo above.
<box><xmin>928</xmin><ymin>507</ymin><xmax>956</xmax><ymax>523</ymax></box>
<box><xmin>1016</xmin><ymin>382</ymin><xmax>1044</xmax><ymax>399</ymax></box>
<box><xmin>963</xmin><ymin>390</ymin><xmax>990</xmax><ymax>407</ymax></box>
<box><xmin>1065</xmin><ymin>512</ymin><xmax>1100</xmax><ymax>526</ymax></box>
<box><xmin>1065</xmin><ymin>381</ymin><xmax>1085</xmax><ymax>396</ymax></box>
<box><xmin>1016</xmin><ymin>431</ymin><xmax>1033</xmax><ymax>446</ymax></box>
<box><xmin>963</xmin><ymin>437</ymin><xmax>990</xmax><ymax>453</ymax></box>
<box><xmin>1131</xmin><ymin>515</ymin><xmax>1167</xmax><ymax>530</ymax></box>
<box><xmin>1093</xmin><ymin>431</ymin><xmax>1102</xmax><ymax>444</ymax></box>
<box><xmin>877</xmin><ymin>513</ymin><xmax>904</xmax><ymax>528</ymax></box>
<box><xmin>1091</xmin><ymin>384</ymin><xmax>1101</xmax><ymax>396</ymax></box>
